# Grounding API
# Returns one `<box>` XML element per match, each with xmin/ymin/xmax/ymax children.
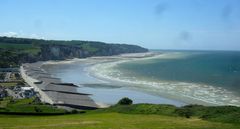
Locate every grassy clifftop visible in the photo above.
<box><xmin>92</xmin><ymin>104</ymin><xmax>240</xmax><ymax>125</ymax></box>
<box><xmin>0</xmin><ymin>36</ymin><xmax>148</xmax><ymax>67</ymax></box>
<box><xmin>0</xmin><ymin>97</ymin><xmax>239</xmax><ymax>128</ymax></box>
<box><xmin>0</xmin><ymin>104</ymin><xmax>240</xmax><ymax>129</ymax></box>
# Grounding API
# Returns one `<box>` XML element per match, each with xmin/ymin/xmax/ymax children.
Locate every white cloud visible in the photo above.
<box><xmin>0</xmin><ymin>31</ymin><xmax>45</xmax><ymax>39</ymax></box>
<box><xmin>0</xmin><ymin>32</ymin><xmax>19</xmax><ymax>37</ymax></box>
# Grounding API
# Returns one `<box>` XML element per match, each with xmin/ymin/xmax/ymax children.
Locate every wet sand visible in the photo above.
<box><xmin>42</xmin><ymin>52</ymin><xmax>186</xmax><ymax>107</ymax></box>
<box><xmin>21</xmin><ymin>62</ymin><xmax>99</xmax><ymax>110</ymax></box>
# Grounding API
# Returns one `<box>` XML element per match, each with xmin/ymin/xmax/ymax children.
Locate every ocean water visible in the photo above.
<box><xmin>116</xmin><ymin>51</ymin><xmax>240</xmax><ymax>94</ymax></box>
<box><xmin>90</xmin><ymin>51</ymin><xmax>240</xmax><ymax>106</ymax></box>
<box><xmin>43</xmin><ymin>51</ymin><xmax>240</xmax><ymax>106</ymax></box>
<box><xmin>43</xmin><ymin>58</ymin><xmax>186</xmax><ymax>106</ymax></box>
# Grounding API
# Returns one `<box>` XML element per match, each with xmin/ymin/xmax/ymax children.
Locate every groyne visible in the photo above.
<box><xmin>20</xmin><ymin>62</ymin><xmax>98</xmax><ymax>110</ymax></box>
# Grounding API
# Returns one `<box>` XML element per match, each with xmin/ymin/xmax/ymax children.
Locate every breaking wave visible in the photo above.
<box><xmin>89</xmin><ymin>53</ymin><xmax>240</xmax><ymax>106</ymax></box>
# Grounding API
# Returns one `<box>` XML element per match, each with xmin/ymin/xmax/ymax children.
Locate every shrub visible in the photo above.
<box><xmin>175</xmin><ymin>108</ymin><xmax>193</xmax><ymax>118</ymax></box>
<box><xmin>71</xmin><ymin>109</ymin><xmax>78</xmax><ymax>114</ymax></box>
<box><xmin>34</xmin><ymin>106</ymin><xmax>42</xmax><ymax>113</ymax></box>
<box><xmin>117</xmin><ymin>97</ymin><xmax>133</xmax><ymax>105</ymax></box>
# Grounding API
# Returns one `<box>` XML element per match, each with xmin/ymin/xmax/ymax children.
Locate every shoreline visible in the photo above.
<box><xmin>20</xmin><ymin>52</ymin><xmax>162</xmax><ymax>109</ymax></box>
<box><xmin>85</xmin><ymin>52</ymin><xmax>240</xmax><ymax>107</ymax></box>
<box><xmin>20</xmin><ymin>62</ymin><xmax>99</xmax><ymax>110</ymax></box>
<box><xmin>42</xmin><ymin>52</ymin><xmax>158</xmax><ymax>65</ymax></box>
<box><xmin>42</xmin><ymin>52</ymin><xmax>187</xmax><ymax>107</ymax></box>
<box><xmin>32</xmin><ymin>51</ymin><xmax>240</xmax><ymax>107</ymax></box>
<box><xmin>20</xmin><ymin>64</ymin><xmax>54</xmax><ymax>104</ymax></box>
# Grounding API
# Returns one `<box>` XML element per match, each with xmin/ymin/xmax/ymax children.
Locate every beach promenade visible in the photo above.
<box><xmin>20</xmin><ymin>62</ymin><xmax>98</xmax><ymax>110</ymax></box>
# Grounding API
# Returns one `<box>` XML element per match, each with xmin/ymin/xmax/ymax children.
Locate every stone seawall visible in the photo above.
<box><xmin>20</xmin><ymin>65</ymin><xmax>54</xmax><ymax>104</ymax></box>
<box><xmin>20</xmin><ymin>62</ymin><xmax>99</xmax><ymax>110</ymax></box>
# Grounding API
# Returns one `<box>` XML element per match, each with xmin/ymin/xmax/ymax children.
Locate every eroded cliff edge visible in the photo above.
<box><xmin>0</xmin><ymin>37</ymin><xmax>148</xmax><ymax>67</ymax></box>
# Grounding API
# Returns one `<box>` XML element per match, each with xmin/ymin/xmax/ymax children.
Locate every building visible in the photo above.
<box><xmin>20</xmin><ymin>87</ymin><xmax>35</xmax><ymax>98</ymax></box>
<box><xmin>0</xmin><ymin>86</ymin><xmax>7</xmax><ymax>98</ymax></box>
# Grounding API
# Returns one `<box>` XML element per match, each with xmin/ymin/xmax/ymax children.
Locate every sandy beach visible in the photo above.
<box><xmin>41</xmin><ymin>51</ymin><xmax>240</xmax><ymax>107</ymax></box>
<box><xmin>42</xmin><ymin>52</ymin><xmax>187</xmax><ymax>107</ymax></box>
<box><xmin>20</xmin><ymin>62</ymin><xmax>99</xmax><ymax>110</ymax></box>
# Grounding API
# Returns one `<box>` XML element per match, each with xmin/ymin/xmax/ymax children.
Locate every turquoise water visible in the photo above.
<box><xmin>43</xmin><ymin>60</ymin><xmax>186</xmax><ymax>106</ymax></box>
<box><xmin>44</xmin><ymin>50</ymin><xmax>240</xmax><ymax>106</ymax></box>
<box><xmin>115</xmin><ymin>51</ymin><xmax>240</xmax><ymax>95</ymax></box>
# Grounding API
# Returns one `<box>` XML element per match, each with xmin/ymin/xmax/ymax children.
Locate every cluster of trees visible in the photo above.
<box><xmin>117</xmin><ymin>97</ymin><xmax>133</xmax><ymax>105</ymax></box>
<box><xmin>0</xmin><ymin>50</ymin><xmax>38</xmax><ymax>68</ymax></box>
<box><xmin>0</xmin><ymin>50</ymin><xmax>19</xmax><ymax>68</ymax></box>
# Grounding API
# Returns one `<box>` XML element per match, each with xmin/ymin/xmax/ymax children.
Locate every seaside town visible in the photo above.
<box><xmin>0</xmin><ymin>62</ymin><xmax>99</xmax><ymax>111</ymax></box>
<box><xmin>0</xmin><ymin>68</ymin><xmax>37</xmax><ymax>101</ymax></box>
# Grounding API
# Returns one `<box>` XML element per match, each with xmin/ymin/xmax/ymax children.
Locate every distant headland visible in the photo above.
<box><xmin>0</xmin><ymin>36</ymin><xmax>148</xmax><ymax>68</ymax></box>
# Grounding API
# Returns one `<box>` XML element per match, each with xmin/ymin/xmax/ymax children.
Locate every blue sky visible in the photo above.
<box><xmin>0</xmin><ymin>0</ymin><xmax>240</xmax><ymax>50</ymax></box>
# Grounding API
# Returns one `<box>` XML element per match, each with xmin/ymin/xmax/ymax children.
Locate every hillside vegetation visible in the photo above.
<box><xmin>0</xmin><ymin>97</ymin><xmax>66</xmax><ymax>115</ymax></box>
<box><xmin>0</xmin><ymin>36</ymin><xmax>148</xmax><ymax>67</ymax></box>
<box><xmin>94</xmin><ymin>104</ymin><xmax>240</xmax><ymax>125</ymax></box>
<box><xmin>0</xmin><ymin>104</ymin><xmax>240</xmax><ymax>129</ymax></box>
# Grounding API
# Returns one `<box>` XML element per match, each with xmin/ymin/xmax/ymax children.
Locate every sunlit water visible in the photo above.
<box><xmin>43</xmin><ymin>51</ymin><xmax>240</xmax><ymax>106</ymax></box>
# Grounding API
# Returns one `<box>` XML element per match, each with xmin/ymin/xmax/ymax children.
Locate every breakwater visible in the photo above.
<box><xmin>20</xmin><ymin>62</ymin><xmax>98</xmax><ymax>110</ymax></box>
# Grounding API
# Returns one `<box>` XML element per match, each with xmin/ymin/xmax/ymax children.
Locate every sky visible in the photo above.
<box><xmin>0</xmin><ymin>0</ymin><xmax>240</xmax><ymax>50</ymax></box>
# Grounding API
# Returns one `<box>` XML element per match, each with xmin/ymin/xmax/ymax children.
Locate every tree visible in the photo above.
<box><xmin>117</xmin><ymin>97</ymin><xmax>133</xmax><ymax>105</ymax></box>
<box><xmin>34</xmin><ymin>106</ymin><xmax>42</xmax><ymax>113</ymax></box>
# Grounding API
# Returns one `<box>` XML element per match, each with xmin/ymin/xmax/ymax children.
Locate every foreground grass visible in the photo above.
<box><xmin>1</xmin><ymin>101</ymin><xmax>240</xmax><ymax>129</ymax></box>
<box><xmin>0</xmin><ymin>113</ymin><xmax>239</xmax><ymax>129</ymax></box>
<box><xmin>0</xmin><ymin>82</ymin><xmax>18</xmax><ymax>87</ymax></box>
<box><xmin>0</xmin><ymin>98</ymin><xmax>66</xmax><ymax>114</ymax></box>
<box><xmin>92</xmin><ymin>104</ymin><xmax>240</xmax><ymax>124</ymax></box>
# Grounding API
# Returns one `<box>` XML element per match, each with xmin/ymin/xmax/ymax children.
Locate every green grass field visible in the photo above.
<box><xmin>0</xmin><ymin>98</ymin><xmax>66</xmax><ymax>114</ymax></box>
<box><xmin>0</xmin><ymin>82</ymin><xmax>18</xmax><ymax>87</ymax></box>
<box><xmin>0</xmin><ymin>112</ymin><xmax>239</xmax><ymax>129</ymax></box>
<box><xmin>0</xmin><ymin>43</ymin><xmax>41</xmax><ymax>55</ymax></box>
<box><xmin>0</xmin><ymin>43</ymin><xmax>33</xmax><ymax>49</ymax></box>
<box><xmin>0</xmin><ymin>102</ymin><xmax>240</xmax><ymax>129</ymax></box>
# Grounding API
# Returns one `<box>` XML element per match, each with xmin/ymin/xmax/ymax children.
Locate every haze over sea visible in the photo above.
<box><xmin>44</xmin><ymin>50</ymin><xmax>240</xmax><ymax>106</ymax></box>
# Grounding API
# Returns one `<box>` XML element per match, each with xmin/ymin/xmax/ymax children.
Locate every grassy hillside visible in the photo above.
<box><xmin>0</xmin><ymin>112</ymin><xmax>239</xmax><ymax>129</ymax></box>
<box><xmin>0</xmin><ymin>97</ymin><xmax>66</xmax><ymax>114</ymax></box>
<box><xmin>92</xmin><ymin>104</ymin><xmax>240</xmax><ymax>125</ymax></box>
<box><xmin>0</xmin><ymin>36</ymin><xmax>148</xmax><ymax>67</ymax></box>
<box><xmin>0</xmin><ymin>103</ymin><xmax>240</xmax><ymax>129</ymax></box>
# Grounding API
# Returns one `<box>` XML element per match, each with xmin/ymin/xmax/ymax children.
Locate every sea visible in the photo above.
<box><xmin>43</xmin><ymin>50</ymin><xmax>240</xmax><ymax>107</ymax></box>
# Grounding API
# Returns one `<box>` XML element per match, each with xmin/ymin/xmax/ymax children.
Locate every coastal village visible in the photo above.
<box><xmin>0</xmin><ymin>68</ymin><xmax>37</xmax><ymax>100</ymax></box>
<box><xmin>0</xmin><ymin>62</ymin><xmax>98</xmax><ymax>111</ymax></box>
<box><xmin>21</xmin><ymin>62</ymin><xmax>98</xmax><ymax>109</ymax></box>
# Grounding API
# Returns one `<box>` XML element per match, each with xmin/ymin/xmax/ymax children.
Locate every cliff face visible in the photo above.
<box><xmin>41</xmin><ymin>44</ymin><xmax>87</xmax><ymax>60</ymax></box>
<box><xmin>0</xmin><ymin>36</ymin><xmax>148</xmax><ymax>67</ymax></box>
<box><xmin>40</xmin><ymin>44</ymin><xmax>148</xmax><ymax>60</ymax></box>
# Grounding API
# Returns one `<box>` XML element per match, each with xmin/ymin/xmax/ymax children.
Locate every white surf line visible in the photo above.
<box><xmin>88</xmin><ymin>53</ymin><xmax>240</xmax><ymax>107</ymax></box>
